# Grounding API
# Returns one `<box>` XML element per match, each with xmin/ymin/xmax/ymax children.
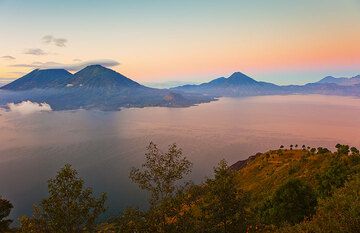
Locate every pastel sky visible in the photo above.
<box><xmin>1</xmin><ymin>0</ymin><xmax>360</xmax><ymax>86</ymax></box>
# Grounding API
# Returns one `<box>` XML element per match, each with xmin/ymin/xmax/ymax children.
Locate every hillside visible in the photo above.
<box><xmin>228</xmin><ymin>146</ymin><xmax>360</xmax><ymax>232</ymax></box>
<box><xmin>232</xmin><ymin>148</ymin><xmax>338</xmax><ymax>207</ymax></box>
<box><xmin>71</xmin><ymin>65</ymin><xmax>142</xmax><ymax>89</ymax></box>
<box><xmin>1</xmin><ymin>69</ymin><xmax>73</xmax><ymax>90</ymax></box>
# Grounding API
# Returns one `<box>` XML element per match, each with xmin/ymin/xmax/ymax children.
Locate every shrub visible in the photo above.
<box><xmin>259</xmin><ymin>179</ymin><xmax>317</xmax><ymax>226</ymax></box>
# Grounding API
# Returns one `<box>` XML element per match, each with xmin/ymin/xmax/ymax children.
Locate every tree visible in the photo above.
<box><xmin>335</xmin><ymin>144</ymin><xmax>350</xmax><ymax>155</ymax></box>
<box><xmin>316</xmin><ymin>147</ymin><xmax>330</xmax><ymax>154</ymax></box>
<box><xmin>0</xmin><ymin>197</ymin><xmax>13</xmax><ymax>231</ymax></box>
<box><xmin>201</xmin><ymin>160</ymin><xmax>247</xmax><ymax>233</ymax></box>
<box><xmin>260</xmin><ymin>179</ymin><xmax>317</xmax><ymax>226</ymax></box>
<box><xmin>350</xmin><ymin>146</ymin><xmax>359</xmax><ymax>156</ymax></box>
<box><xmin>310</xmin><ymin>148</ymin><xmax>317</xmax><ymax>154</ymax></box>
<box><xmin>114</xmin><ymin>207</ymin><xmax>147</xmax><ymax>233</ymax></box>
<box><xmin>280</xmin><ymin>145</ymin><xmax>284</xmax><ymax>149</ymax></box>
<box><xmin>130</xmin><ymin>142</ymin><xmax>192</xmax><ymax>206</ymax></box>
<box><xmin>19</xmin><ymin>164</ymin><xmax>107</xmax><ymax>233</ymax></box>
<box><xmin>274</xmin><ymin>173</ymin><xmax>360</xmax><ymax>233</ymax></box>
<box><xmin>316</xmin><ymin>159</ymin><xmax>349</xmax><ymax>198</ymax></box>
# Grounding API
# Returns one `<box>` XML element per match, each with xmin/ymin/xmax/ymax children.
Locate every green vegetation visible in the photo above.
<box><xmin>19</xmin><ymin>164</ymin><xmax>107</xmax><ymax>233</ymax></box>
<box><xmin>2</xmin><ymin>143</ymin><xmax>360</xmax><ymax>232</ymax></box>
<box><xmin>197</xmin><ymin>160</ymin><xmax>247</xmax><ymax>232</ymax></box>
<box><xmin>275</xmin><ymin>173</ymin><xmax>360</xmax><ymax>233</ymax></box>
<box><xmin>0</xmin><ymin>197</ymin><xmax>13</xmax><ymax>232</ymax></box>
<box><xmin>129</xmin><ymin>142</ymin><xmax>192</xmax><ymax>206</ymax></box>
<box><xmin>259</xmin><ymin>179</ymin><xmax>317</xmax><ymax>226</ymax></box>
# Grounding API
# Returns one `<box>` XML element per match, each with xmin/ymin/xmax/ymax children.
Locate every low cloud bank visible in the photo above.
<box><xmin>6</xmin><ymin>101</ymin><xmax>52</xmax><ymax>114</ymax></box>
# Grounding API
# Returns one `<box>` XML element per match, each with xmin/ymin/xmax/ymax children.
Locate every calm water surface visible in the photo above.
<box><xmin>1</xmin><ymin>94</ymin><xmax>360</xmax><ymax>220</ymax></box>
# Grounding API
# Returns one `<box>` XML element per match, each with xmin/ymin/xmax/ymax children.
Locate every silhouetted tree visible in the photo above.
<box><xmin>19</xmin><ymin>164</ymin><xmax>107</xmax><ymax>233</ymax></box>
<box><xmin>0</xmin><ymin>197</ymin><xmax>13</xmax><ymax>232</ymax></box>
<box><xmin>310</xmin><ymin>148</ymin><xmax>317</xmax><ymax>154</ymax></box>
<box><xmin>316</xmin><ymin>147</ymin><xmax>330</xmax><ymax>154</ymax></box>
<box><xmin>335</xmin><ymin>144</ymin><xmax>350</xmax><ymax>155</ymax></box>
<box><xmin>130</xmin><ymin>142</ymin><xmax>192</xmax><ymax>206</ymax></box>
<box><xmin>201</xmin><ymin>160</ymin><xmax>247</xmax><ymax>233</ymax></box>
<box><xmin>350</xmin><ymin>147</ymin><xmax>360</xmax><ymax>156</ymax></box>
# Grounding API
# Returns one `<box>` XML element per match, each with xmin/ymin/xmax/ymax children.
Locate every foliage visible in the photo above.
<box><xmin>200</xmin><ymin>160</ymin><xmax>247</xmax><ymax>232</ymax></box>
<box><xmin>335</xmin><ymin>143</ymin><xmax>350</xmax><ymax>155</ymax></box>
<box><xmin>275</xmin><ymin>173</ymin><xmax>360</xmax><ymax>233</ymax></box>
<box><xmin>288</xmin><ymin>163</ymin><xmax>300</xmax><ymax>175</ymax></box>
<box><xmin>130</xmin><ymin>142</ymin><xmax>192</xmax><ymax>206</ymax></box>
<box><xmin>316</xmin><ymin>158</ymin><xmax>349</xmax><ymax>198</ymax></box>
<box><xmin>19</xmin><ymin>164</ymin><xmax>107</xmax><ymax>233</ymax></box>
<box><xmin>259</xmin><ymin>179</ymin><xmax>317</xmax><ymax>226</ymax></box>
<box><xmin>310</xmin><ymin>148</ymin><xmax>316</xmax><ymax>154</ymax></box>
<box><xmin>350</xmin><ymin>146</ymin><xmax>360</xmax><ymax>156</ymax></box>
<box><xmin>316</xmin><ymin>147</ymin><xmax>330</xmax><ymax>154</ymax></box>
<box><xmin>0</xmin><ymin>197</ymin><xmax>13</xmax><ymax>232</ymax></box>
<box><xmin>95</xmin><ymin>223</ymin><xmax>117</xmax><ymax>233</ymax></box>
<box><xmin>113</xmin><ymin>207</ymin><xmax>147</xmax><ymax>233</ymax></box>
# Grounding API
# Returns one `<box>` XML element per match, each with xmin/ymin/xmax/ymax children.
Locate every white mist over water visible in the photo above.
<box><xmin>6</xmin><ymin>101</ymin><xmax>52</xmax><ymax>114</ymax></box>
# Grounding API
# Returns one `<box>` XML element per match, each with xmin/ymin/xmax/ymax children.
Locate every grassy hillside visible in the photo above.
<box><xmin>231</xmin><ymin>145</ymin><xmax>360</xmax><ymax>232</ymax></box>
<box><xmin>234</xmin><ymin>148</ymin><xmax>345</xmax><ymax>206</ymax></box>
<box><xmin>275</xmin><ymin>172</ymin><xmax>360</xmax><ymax>233</ymax></box>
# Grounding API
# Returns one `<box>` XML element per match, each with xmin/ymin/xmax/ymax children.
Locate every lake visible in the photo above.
<box><xmin>1</xmin><ymin>94</ymin><xmax>360</xmax><ymax>221</ymax></box>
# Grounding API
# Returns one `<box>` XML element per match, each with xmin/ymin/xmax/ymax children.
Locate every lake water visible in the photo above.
<box><xmin>1</xmin><ymin>94</ymin><xmax>360</xmax><ymax>221</ymax></box>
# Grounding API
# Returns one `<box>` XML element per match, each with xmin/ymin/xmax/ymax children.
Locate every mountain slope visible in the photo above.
<box><xmin>172</xmin><ymin>72</ymin><xmax>281</xmax><ymax>96</ymax></box>
<box><xmin>71</xmin><ymin>65</ymin><xmax>142</xmax><ymax>89</ymax></box>
<box><xmin>231</xmin><ymin>147</ymin><xmax>360</xmax><ymax>210</ymax></box>
<box><xmin>1</xmin><ymin>69</ymin><xmax>73</xmax><ymax>90</ymax></box>
<box><xmin>204</xmin><ymin>72</ymin><xmax>258</xmax><ymax>87</ymax></box>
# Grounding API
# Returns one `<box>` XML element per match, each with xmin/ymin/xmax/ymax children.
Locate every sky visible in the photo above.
<box><xmin>1</xmin><ymin>0</ymin><xmax>360</xmax><ymax>86</ymax></box>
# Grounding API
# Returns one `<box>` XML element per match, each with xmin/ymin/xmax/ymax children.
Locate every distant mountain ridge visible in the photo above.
<box><xmin>172</xmin><ymin>72</ymin><xmax>360</xmax><ymax>97</ymax></box>
<box><xmin>0</xmin><ymin>65</ymin><xmax>215</xmax><ymax>110</ymax></box>
<box><xmin>1</xmin><ymin>65</ymin><xmax>143</xmax><ymax>91</ymax></box>
<box><xmin>172</xmin><ymin>71</ymin><xmax>281</xmax><ymax>96</ymax></box>
<box><xmin>316</xmin><ymin>75</ymin><xmax>360</xmax><ymax>86</ymax></box>
<box><xmin>2</xmin><ymin>67</ymin><xmax>360</xmax><ymax>110</ymax></box>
